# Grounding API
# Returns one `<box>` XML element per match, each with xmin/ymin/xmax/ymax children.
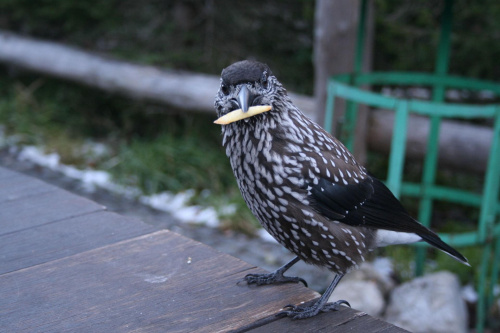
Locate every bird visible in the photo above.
<box><xmin>213</xmin><ymin>60</ymin><xmax>469</xmax><ymax>320</ymax></box>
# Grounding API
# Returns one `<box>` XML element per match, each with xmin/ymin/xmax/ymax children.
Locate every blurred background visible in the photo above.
<box><xmin>0</xmin><ymin>1</ymin><xmax>499</xmax><ymax>331</ymax></box>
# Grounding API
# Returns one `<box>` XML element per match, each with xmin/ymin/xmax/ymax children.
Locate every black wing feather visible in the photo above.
<box><xmin>309</xmin><ymin>176</ymin><xmax>468</xmax><ymax>264</ymax></box>
<box><xmin>310</xmin><ymin>176</ymin><xmax>420</xmax><ymax>232</ymax></box>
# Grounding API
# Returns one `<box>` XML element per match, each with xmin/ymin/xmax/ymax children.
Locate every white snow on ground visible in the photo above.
<box><xmin>140</xmin><ymin>190</ymin><xmax>219</xmax><ymax>227</ymax></box>
<box><xmin>15</xmin><ymin>145</ymin><xmax>223</xmax><ymax>228</ymax></box>
<box><xmin>17</xmin><ymin>145</ymin><xmax>139</xmax><ymax>196</ymax></box>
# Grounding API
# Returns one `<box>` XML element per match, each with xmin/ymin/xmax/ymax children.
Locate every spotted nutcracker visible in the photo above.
<box><xmin>213</xmin><ymin>60</ymin><xmax>469</xmax><ymax>319</ymax></box>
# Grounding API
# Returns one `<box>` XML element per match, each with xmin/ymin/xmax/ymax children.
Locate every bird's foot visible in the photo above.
<box><xmin>239</xmin><ymin>271</ymin><xmax>308</xmax><ymax>287</ymax></box>
<box><xmin>276</xmin><ymin>299</ymin><xmax>350</xmax><ymax>320</ymax></box>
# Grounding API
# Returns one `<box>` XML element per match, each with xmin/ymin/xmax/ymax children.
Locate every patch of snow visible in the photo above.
<box><xmin>80</xmin><ymin>141</ymin><xmax>109</xmax><ymax>158</ymax></box>
<box><xmin>16</xmin><ymin>145</ymin><xmax>137</xmax><ymax>194</ymax></box>
<box><xmin>18</xmin><ymin>146</ymin><xmax>60</xmax><ymax>169</ymax></box>
<box><xmin>461</xmin><ymin>284</ymin><xmax>478</xmax><ymax>303</ymax></box>
<box><xmin>13</xmin><ymin>144</ymin><xmax>222</xmax><ymax>228</ymax></box>
<box><xmin>140</xmin><ymin>191</ymin><xmax>219</xmax><ymax>227</ymax></box>
<box><xmin>194</xmin><ymin>207</ymin><xmax>219</xmax><ymax>227</ymax></box>
<box><xmin>219</xmin><ymin>204</ymin><xmax>237</xmax><ymax>216</ymax></box>
<box><xmin>141</xmin><ymin>191</ymin><xmax>192</xmax><ymax>212</ymax></box>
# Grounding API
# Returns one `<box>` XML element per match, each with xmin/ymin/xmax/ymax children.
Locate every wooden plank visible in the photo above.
<box><xmin>0</xmin><ymin>186</ymin><xmax>105</xmax><ymax>235</ymax></box>
<box><xmin>0</xmin><ymin>166</ymin><xmax>19</xmax><ymax>179</ymax></box>
<box><xmin>0</xmin><ymin>171</ymin><xmax>57</xmax><ymax>203</ymax></box>
<box><xmin>243</xmin><ymin>306</ymin><xmax>407</xmax><ymax>333</ymax></box>
<box><xmin>0</xmin><ymin>210</ymin><xmax>156</xmax><ymax>274</ymax></box>
<box><xmin>333</xmin><ymin>314</ymin><xmax>407</xmax><ymax>332</ymax></box>
<box><xmin>0</xmin><ymin>230</ymin><xmax>321</xmax><ymax>333</ymax></box>
<box><xmin>0</xmin><ymin>167</ymin><xmax>404</xmax><ymax>331</ymax></box>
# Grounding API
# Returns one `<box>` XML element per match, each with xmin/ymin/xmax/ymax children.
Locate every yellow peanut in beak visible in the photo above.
<box><xmin>214</xmin><ymin>105</ymin><xmax>272</xmax><ymax>125</ymax></box>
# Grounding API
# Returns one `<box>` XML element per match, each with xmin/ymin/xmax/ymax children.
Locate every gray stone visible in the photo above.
<box><xmin>328</xmin><ymin>261</ymin><xmax>392</xmax><ymax>316</ymax></box>
<box><xmin>384</xmin><ymin>271</ymin><xmax>468</xmax><ymax>333</ymax></box>
<box><xmin>330</xmin><ymin>279</ymin><xmax>385</xmax><ymax>316</ymax></box>
<box><xmin>348</xmin><ymin>260</ymin><xmax>396</xmax><ymax>295</ymax></box>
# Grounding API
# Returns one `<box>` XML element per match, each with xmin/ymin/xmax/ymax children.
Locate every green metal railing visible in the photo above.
<box><xmin>325</xmin><ymin>74</ymin><xmax>500</xmax><ymax>331</ymax></box>
<box><xmin>326</xmin><ymin>0</ymin><xmax>499</xmax><ymax>330</ymax></box>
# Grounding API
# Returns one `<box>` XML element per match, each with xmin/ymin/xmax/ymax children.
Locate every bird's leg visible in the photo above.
<box><xmin>277</xmin><ymin>273</ymin><xmax>349</xmax><ymax>319</ymax></box>
<box><xmin>241</xmin><ymin>256</ymin><xmax>308</xmax><ymax>287</ymax></box>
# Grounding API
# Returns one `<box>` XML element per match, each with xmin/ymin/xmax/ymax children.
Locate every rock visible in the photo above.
<box><xmin>348</xmin><ymin>259</ymin><xmax>396</xmax><ymax>295</ymax></box>
<box><xmin>328</xmin><ymin>261</ymin><xmax>393</xmax><ymax>316</ymax></box>
<box><xmin>384</xmin><ymin>271</ymin><xmax>468</xmax><ymax>333</ymax></box>
<box><xmin>330</xmin><ymin>279</ymin><xmax>385</xmax><ymax>316</ymax></box>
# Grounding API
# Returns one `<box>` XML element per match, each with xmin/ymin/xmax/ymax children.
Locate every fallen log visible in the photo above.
<box><xmin>368</xmin><ymin>110</ymin><xmax>493</xmax><ymax>174</ymax></box>
<box><xmin>0</xmin><ymin>31</ymin><xmax>494</xmax><ymax>173</ymax></box>
<box><xmin>0</xmin><ymin>31</ymin><xmax>316</xmax><ymax>118</ymax></box>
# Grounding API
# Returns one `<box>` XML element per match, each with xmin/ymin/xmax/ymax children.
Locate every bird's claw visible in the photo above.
<box><xmin>238</xmin><ymin>272</ymin><xmax>308</xmax><ymax>287</ymax></box>
<box><xmin>282</xmin><ymin>304</ymin><xmax>297</xmax><ymax>310</ymax></box>
<box><xmin>276</xmin><ymin>299</ymin><xmax>350</xmax><ymax>320</ymax></box>
<box><xmin>335</xmin><ymin>299</ymin><xmax>351</xmax><ymax>308</ymax></box>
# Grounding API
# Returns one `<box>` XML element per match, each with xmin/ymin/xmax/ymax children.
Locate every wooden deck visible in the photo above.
<box><xmin>0</xmin><ymin>166</ymin><xmax>407</xmax><ymax>332</ymax></box>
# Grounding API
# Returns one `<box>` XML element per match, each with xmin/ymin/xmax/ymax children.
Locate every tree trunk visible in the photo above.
<box><xmin>313</xmin><ymin>0</ymin><xmax>374</xmax><ymax>164</ymax></box>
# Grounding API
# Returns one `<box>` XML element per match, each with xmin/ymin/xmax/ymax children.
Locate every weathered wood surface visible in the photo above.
<box><xmin>0</xmin><ymin>166</ymin><xmax>407</xmax><ymax>332</ymax></box>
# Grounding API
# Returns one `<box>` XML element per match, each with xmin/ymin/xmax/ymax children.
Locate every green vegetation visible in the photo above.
<box><xmin>0</xmin><ymin>71</ymin><xmax>261</xmax><ymax>234</ymax></box>
<box><xmin>375</xmin><ymin>0</ymin><xmax>500</xmax><ymax>80</ymax></box>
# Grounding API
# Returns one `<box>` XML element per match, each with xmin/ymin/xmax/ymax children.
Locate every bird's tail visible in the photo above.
<box><xmin>419</xmin><ymin>232</ymin><xmax>470</xmax><ymax>266</ymax></box>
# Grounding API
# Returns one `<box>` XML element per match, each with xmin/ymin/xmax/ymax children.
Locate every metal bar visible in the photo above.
<box><xmin>415</xmin><ymin>114</ymin><xmax>442</xmax><ymax>276</ymax></box>
<box><xmin>434</xmin><ymin>0</ymin><xmax>454</xmax><ymax>78</ymax></box>
<box><xmin>432</xmin><ymin>0</ymin><xmax>454</xmax><ymax>101</ymax></box>
<box><xmin>477</xmin><ymin>242</ymin><xmax>492</xmax><ymax>333</ymax></box>
<box><xmin>345</xmin><ymin>72</ymin><xmax>500</xmax><ymax>94</ymax></box>
<box><xmin>342</xmin><ymin>101</ymin><xmax>358</xmax><ymax>151</ymax></box>
<box><xmin>386</xmin><ymin>101</ymin><xmax>409</xmax><ymax>198</ymax></box>
<box><xmin>413</xmin><ymin>231</ymin><xmax>478</xmax><ymax>247</ymax></box>
<box><xmin>324</xmin><ymin>80</ymin><xmax>336</xmax><ymax>133</ymax></box>
<box><xmin>354</xmin><ymin>0</ymin><xmax>368</xmax><ymax>74</ymax></box>
<box><xmin>410</xmin><ymin>101</ymin><xmax>498</xmax><ymax>118</ymax></box>
<box><xmin>414</xmin><ymin>0</ymin><xmax>454</xmax><ymax>274</ymax></box>
<box><xmin>331</xmin><ymin>82</ymin><xmax>398</xmax><ymax>108</ymax></box>
<box><xmin>401</xmin><ymin>183</ymin><xmax>500</xmax><ymax>212</ymax></box>
<box><xmin>478</xmin><ymin>111</ymin><xmax>500</xmax><ymax>242</ymax></box>
<box><xmin>487</xmin><ymin>237</ymin><xmax>500</xmax><ymax>325</ymax></box>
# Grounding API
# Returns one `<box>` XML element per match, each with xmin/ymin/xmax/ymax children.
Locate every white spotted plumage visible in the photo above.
<box><xmin>214</xmin><ymin>60</ymin><xmax>468</xmax><ymax>278</ymax></box>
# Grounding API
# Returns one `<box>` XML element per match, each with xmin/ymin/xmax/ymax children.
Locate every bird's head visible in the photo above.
<box><xmin>214</xmin><ymin>60</ymin><xmax>287</xmax><ymax>125</ymax></box>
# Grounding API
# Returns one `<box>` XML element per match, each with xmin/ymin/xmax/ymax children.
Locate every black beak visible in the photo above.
<box><xmin>237</xmin><ymin>85</ymin><xmax>255</xmax><ymax>113</ymax></box>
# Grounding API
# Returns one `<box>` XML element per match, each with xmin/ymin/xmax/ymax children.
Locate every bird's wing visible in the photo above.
<box><xmin>308</xmin><ymin>169</ymin><xmax>425</xmax><ymax>234</ymax></box>
<box><xmin>302</xmin><ymin>145</ymin><xmax>428</xmax><ymax>234</ymax></box>
<box><xmin>306</xmin><ymin>152</ymin><xmax>468</xmax><ymax>264</ymax></box>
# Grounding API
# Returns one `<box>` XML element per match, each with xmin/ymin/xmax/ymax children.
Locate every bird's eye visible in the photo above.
<box><xmin>221</xmin><ymin>83</ymin><xmax>229</xmax><ymax>95</ymax></box>
<box><xmin>261</xmin><ymin>71</ymin><xmax>269</xmax><ymax>89</ymax></box>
